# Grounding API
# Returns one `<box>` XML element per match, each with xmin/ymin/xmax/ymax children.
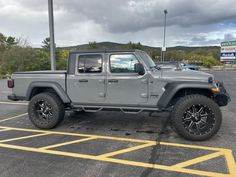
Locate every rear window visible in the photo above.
<box><xmin>78</xmin><ymin>54</ymin><xmax>102</xmax><ymax>73</ymax></box>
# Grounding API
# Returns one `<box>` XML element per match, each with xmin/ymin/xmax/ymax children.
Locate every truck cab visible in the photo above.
<box><xmin>67</xmin><ymin>50</ymin><xmax>163</xmax><ymax>109</ymax></box>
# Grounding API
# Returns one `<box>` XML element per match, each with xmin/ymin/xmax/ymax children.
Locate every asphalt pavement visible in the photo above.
<box><xmin>0</xmin><ymin>71</ymin><xmax>235</xmax><ymax>177</ymax></box>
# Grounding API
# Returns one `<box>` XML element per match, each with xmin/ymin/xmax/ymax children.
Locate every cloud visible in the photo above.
<box><xmin>0</xmin><ymin>0</ymin><xmax>236</xmax><ymax>47</ymax></box>
<box><xmin>54</xmin><ymin>0</ymin><xmax>236</xmax><ymax>33</ymax></box>
<box><xmin>224</xmin><ymin>34</ymin><xmax>236</xmax><ymax>41</ymax></box>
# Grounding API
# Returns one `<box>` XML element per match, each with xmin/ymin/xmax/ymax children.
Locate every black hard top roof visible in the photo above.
<box><xmin>69</xmin><ymin>49</ymin><xmax>143</xmax><ymax>54</ymax></box>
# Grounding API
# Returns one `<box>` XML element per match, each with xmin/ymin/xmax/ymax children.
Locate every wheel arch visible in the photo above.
<box><xmin>26</xmin><ymin>81</ymin><xmax>71</xmax><ymax>104</ymax></box>
<box><xmin>157</xmin><ymin>82</ymin><xmax>214</xmax><ymax>109</ymax></box>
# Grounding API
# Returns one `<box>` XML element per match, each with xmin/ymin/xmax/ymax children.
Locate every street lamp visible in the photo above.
<box><xmin>48</xmin><ymin>0</ymin><xmax>56</xmax><ymax>70</ymax></box>
<box><xmin>162</xmin><ymin>9</ymin><xmax>168</xmax><ymax>61</ymax></box>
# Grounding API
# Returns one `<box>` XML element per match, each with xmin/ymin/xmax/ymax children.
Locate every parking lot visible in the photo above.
<box><xmin>0</xmin><ymin>71</ymin><xmax>236</xmax><ymax>177</ymax></box>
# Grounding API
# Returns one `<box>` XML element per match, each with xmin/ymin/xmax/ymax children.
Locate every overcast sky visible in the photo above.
<box><xmin>0</xmin><ymin>0</ymin><xmax>236</xmax><ymax>47</ymax></box>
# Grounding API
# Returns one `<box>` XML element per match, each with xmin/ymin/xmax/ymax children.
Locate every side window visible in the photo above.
<box><xmin>78</xmin><ymin>55</ymin><xmax>102</xmax><ymax>73</ymax></box>
<box><xmin>110</xmin><ymin>54</ymin><xmax>139</xmax><ymax>73</ymax></box>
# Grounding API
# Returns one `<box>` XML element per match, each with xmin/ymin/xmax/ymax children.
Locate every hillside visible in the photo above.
<box><xmin>63</xmin><ymin>41</ymin><xmax>220</xmax><ymax>53</ymax></box>
<box><xmin>0</xmin><ymin>32</ymin><xmax>222</xmax><ymax>78</ymax></box>
<box><xmin>61</xmin><ymin>41</ymin><xmax>221</xmax><ymax>63</ymax></box>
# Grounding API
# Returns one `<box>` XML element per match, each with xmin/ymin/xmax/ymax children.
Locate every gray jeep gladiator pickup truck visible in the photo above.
<box><xmin>7</xmin><ymin>49</ymin><xmax>230</xmax><ymax>141</ymax></box>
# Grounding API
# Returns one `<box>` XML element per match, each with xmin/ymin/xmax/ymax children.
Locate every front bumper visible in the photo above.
<box><xmin>214</xmin><ymin>82</ymin><xmax>231</xmax><ymax>106</ymax></box>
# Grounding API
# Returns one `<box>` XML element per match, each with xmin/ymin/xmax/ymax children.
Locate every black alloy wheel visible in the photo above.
<box><xmin>28</xmin><ymin>92</ymin><xmax>65</xmax><ymax>129</ymax></box>
<box><xmin>182</xmin><ymin>104</ymin><xmax>215</xmax><ymax>136</ymax></box>
<box><xmin>171</xmin><ymin>94</ymin><xmax>222</xmax><ymax>141</ymax></box>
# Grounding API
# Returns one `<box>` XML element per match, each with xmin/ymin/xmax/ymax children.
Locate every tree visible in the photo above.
<box><xmin>6</xmin><ymin>36</ymin><xmax>17</xmax><ymax>48</ymax></box>
<box><xmin>88</xmin><ymin>41</ymin><xmax>98</xmax><ymax>49</ymax></box>
<box><xmin>201</xmin><ymin>55</ymin><xmax>221</xmax><ymax>68</ymax></box>
<box><xmin>42</xmin><ymin>37</ymin><xmax>50</xmax><ymax>50</ymax></box>
<box><xmin>56</xmin><ymin>49</ymin><xmax>69</xmax><ymax>70</ymax></box>
<box><xmin>127</xmin><ymin>41</ymin><xmax>143</xmax><ymax>50</ymax></box>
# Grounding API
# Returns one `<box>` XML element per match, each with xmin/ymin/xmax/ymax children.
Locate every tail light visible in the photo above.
<box><xmin>7</xmin><ymin>79</ymin><xmax>14</xmax><ymax>88</ymax></box>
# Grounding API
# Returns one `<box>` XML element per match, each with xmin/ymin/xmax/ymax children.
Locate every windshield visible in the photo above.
<box><xmin>138</xmin><ymin>51</ymin><xmax>156</xmax><ymax>69</ymax></box>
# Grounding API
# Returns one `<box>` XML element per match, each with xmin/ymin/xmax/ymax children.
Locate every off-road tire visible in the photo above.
<box><xmin>171</xmin><ymin>94</ymin><xmax>222</xmax><ymax>141</ymax></box>
<box><xmin>28</xmin><ymin>92</ymin><xmax>65</xmax><ymax>129</ymax></box>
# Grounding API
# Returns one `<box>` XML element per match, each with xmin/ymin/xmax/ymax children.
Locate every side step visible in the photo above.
<box><xmin>73</xmin><ymin>105</ymin><xmax>159</xmax><ymax>114</ymax></box>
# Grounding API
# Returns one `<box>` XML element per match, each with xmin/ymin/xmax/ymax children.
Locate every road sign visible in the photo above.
<box><xmin>221</xmin><ymin>41</ymin><xmax>236</xmax><ymax>61</ymax></box>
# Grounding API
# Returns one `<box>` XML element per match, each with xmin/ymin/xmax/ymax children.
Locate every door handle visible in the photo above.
<box><xmin>108</xmin><ymin>79</ymin><xmax>118</xmax><ymax>83</ymax></box>
<box><xmin>79</xmin><ymin>79</ymin><xmax>88</xmax><ymax>83</ymax></box>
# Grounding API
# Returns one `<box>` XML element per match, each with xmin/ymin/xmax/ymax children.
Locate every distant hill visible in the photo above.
<box><xmin>60</xmin><ymin>41</ymin><xmax>221</xmax><ymax>62</ymax></box>
<box><xmin>61</xmin><ymin>41</ymin><xmax>220</xmax><ymax>51</ymax></box>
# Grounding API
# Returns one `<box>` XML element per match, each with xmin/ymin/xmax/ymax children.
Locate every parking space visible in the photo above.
<box><xmin>0</xmin><ymin>72</ymin><xmax>236</xmax><ymax>177</ymax></box>
<box><xmin>0</xmin><ymin>102</ymin><xmax>27</xmax><ymax>121</ymax></box>
<box><xmin>0</xmin><ymin>124</ymin><xmax>235</xmax><ymax>177</ymax></box>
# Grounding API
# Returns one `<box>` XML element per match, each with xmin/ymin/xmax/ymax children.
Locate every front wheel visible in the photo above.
<box><xmin>171</xmin><ymin>94</ymin><xmax>222</xmax><ymax>141</ymax></box>
<box><xmin>28</xmin><ymin>92</ymin><xmax>65</xmax><ymax>129</ymax></box>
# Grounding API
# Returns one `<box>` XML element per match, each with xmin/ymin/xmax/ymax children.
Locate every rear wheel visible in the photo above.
<box><xmin>28</xmin><ymin>92</ymin><xmax>65</xmax><ymax>129</ymax></box>
<box><xmin>171</xmin><ymin>94</ymin><xmax>222</xmax><ymax>141</ymax></box>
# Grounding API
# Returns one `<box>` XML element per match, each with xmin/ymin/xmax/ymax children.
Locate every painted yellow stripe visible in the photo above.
<box><xmin>0</xmin><ymin>101</ymin><xmax>28</xmax><ymax>105</ymax></box>
<box><xmin>0</xmin><ymin>128</ymin><xmax>11</xmax><ymax>132</ymax></box>
<box><xmin>0</xmin><ymin>125</ymin><xmax>154</xmax><ymax>143</ymax></box>
<box><xmin>0</xmin><ymin>125</ymin><xmax>232</xmax><ymax>152</ymax></box>
<box><xmin>160</xmin><ymin>142</ymin><xmax>226</xmax><ymax>151</ymax></box>
<box><xmin>172</xmin><ymin>151</ymin><xmax>223</xmax><ymax>168</ymax></box>
<box><xmin>102</xmin><ymin>158</ymin><xmax>231</xmax><ymax>177</ymax></box>
<box><xmin>98</xmin><ymin>142</ymin><xmax>156</xmax><ymax>158</ymax></box>
<box><xmin>224</xmin><ymin>150</ymin><xmax>236</xmax><ymax>176</ymax></box>
<box><xmin>0</xmin><ymin>143</ymin><xmax>230</xmax><ymax>177</ymax></box>
<box><xmin>0</xmin><ymin>132</ymin><xmax>51</xmax><ymax>143</ymax></box>
<box><xmin>39</xmin><ymin>137</ymin><xmax>97</xmax><ymax>150</ymax></box>
<box><xmin>0</xmin><ymin>125</ymin><xmax>231</xmax><ymax>153</ymax></box>
<box><xmin>0</xmin><ymin>113</ymin><xmax>28</xmax><ymax>123</ymax></box>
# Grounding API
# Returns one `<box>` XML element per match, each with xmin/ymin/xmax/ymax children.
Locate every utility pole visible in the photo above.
<box><xmin>162</xmin><ymin>9</ymin><xmax>168</xmax><ymax>62</ymax></box>
<box><xmin>48</xmin><ymin>0</ymin><xmax>56</xmax><ymax>70</ymax></box>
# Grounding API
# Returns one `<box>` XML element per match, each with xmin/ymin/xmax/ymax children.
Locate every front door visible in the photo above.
<box><xmin>67</xmin><ymin>54</ymin><xmax>106</xmax><ymax>104</ymax></box>
<box><xmin>106</xmin><ymin>53</ymin><xmax>148</xmax><ymax>106</ymax></box>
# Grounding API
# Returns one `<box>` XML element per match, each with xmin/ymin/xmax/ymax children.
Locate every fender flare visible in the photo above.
<box><xmin>25</xmin><ymin>81</ymin><xmax>71</xmax><ymax>103</ymax></box>
<box><xmin>157</xmin><ymin>81</ymin><xmax>213</xmax><ymax>109</ymax></box>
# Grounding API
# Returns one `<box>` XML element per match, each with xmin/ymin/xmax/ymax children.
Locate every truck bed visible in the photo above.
<box><xmin>11</xmin><ymin>71</ymin><xmax>67</xmax><ymax>100</ymax></box>
<box><xmin>13</xmin><ymin>70</ymin><xmax>67</xmax><ymax>74</ymax></box>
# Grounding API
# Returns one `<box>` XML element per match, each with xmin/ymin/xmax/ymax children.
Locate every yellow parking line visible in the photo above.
<box><xmin>160</xmin><ymin>141</ymin><xmax>226</xmax><ymax>151</ymax></box>
<box><xmin>0</xmin><ymin>143</ymin><xmax>231</xmax><ymax>177</ymax></box>
<box><xmin>224</xmin><ymin>150</ymin><xmax>236</xmax><ymax>176</ymax></box>
<box><xmin>0</xmin><ymin>132</ymin><xmax>51</xmax><ymax>143</ymax></box>
<box><xmin>98</xmin><ymin>142</ymin><xmax>156</xmax><ymax>158</ymax></box>
<box><xmin>172</xmin><ymin>151</ymin><xmax>224</xmax><ymax>168</ymax></box>
<box><xmin>39</xmin><ymin>137</ymin><xmax>97</xmax><ymax>150</ymax></box>
<box><xmin>0</xmin><ymin>128</ymin><xmax>11</xmax><ymax>132</ymax></box>
<box><xmin>0</xmin><ymin>125</ymin><xmax>233</xmax><ymax>152</ymax></box>
<box><xmin>0</xmin><ymin>113</ymin><xmax>28</xmax><ymax>123</ymax></box>
<box><xmin>0</xmin><ymin>101</ymin><xmax>28</xmax><ymax>105</ymax></box>
<box><xmin>0</xmin><ymin>126</ymin><xmax>232</xmax><ymax>151</ymax></box>
<box><xmin>0</xmin><ymin>125</ymin><xmax>154</xmax><ymax>144</ymax></box>
<box><xmin>102</xmin><ymin>157</ymin><xmax>231</xmax><ymax>177</ymax></box>
<box><xmin>0</xmin><ymin>125</ymin><xmax>235</xmax><ymax>176</ymax></box>
<box><xmin>0</xmin><ymin>125</ymin><xmax>232</xmax><ymax>151</ymax></box>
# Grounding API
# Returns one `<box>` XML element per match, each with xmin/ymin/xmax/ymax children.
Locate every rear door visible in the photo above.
<box><xmin>105</xmin><ymin>53</ymin><xmax>148</xmax><ymax>106</ymax></box>
<box><xmin>67</xmin><ymin>54</ymin><xmax>106</xmax><ymax>104</ymax></box>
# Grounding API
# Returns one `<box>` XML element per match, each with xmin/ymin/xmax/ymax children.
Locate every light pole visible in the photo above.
<box><xmin>162</xmin><ymin>9</ymin><xmax>168</xmax><ymax>61</ymax></box>
<box><xmin>48</xmin><ymin>0</ymin><xmax>56</xmax><ymax>70</ymax></box>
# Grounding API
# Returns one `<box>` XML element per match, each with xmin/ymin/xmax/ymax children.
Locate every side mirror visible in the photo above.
<box><xmin>134</xmin><ymin>63</ymin><xmax>145</xmax><ymax>75</ymax></box>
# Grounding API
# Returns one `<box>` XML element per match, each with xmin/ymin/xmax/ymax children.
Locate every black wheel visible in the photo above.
<box><xmin>28</xmin><ymin>92</ymin><xmax>65</xmax><ymax>129</ymax></box>
<box><xmin>171</xmin><ymin>94</ymin><xmax>222</xmax><ymax>141</ymax></box>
